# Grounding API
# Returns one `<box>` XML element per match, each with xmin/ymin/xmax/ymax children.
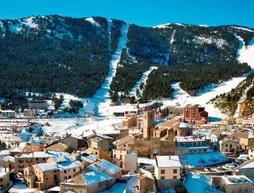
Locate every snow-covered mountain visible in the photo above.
<box><xmin>0</xmin><ymin>15</ymin><xmax>254</xmax><ymax>119</ymax></box>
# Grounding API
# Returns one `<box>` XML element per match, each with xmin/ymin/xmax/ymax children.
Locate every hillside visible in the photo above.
<box><xmin>0</xmin><ymin>15</ymin><xmax>254</xmax><ymax>100</ymax></box>
<box><xmin>210</xmin><ymin>73</ymin><xmax>254</xmax><ymax>117</ymax></box>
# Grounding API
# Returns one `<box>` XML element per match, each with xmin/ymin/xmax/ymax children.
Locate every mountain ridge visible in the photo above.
<box><xmin>0</xmin><ymin>15</ymin><xmax>253</xmax><ymax>103</ymax></box>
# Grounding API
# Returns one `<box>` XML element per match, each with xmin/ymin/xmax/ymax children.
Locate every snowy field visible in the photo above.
<box><xmin>35</xmin><ymin>117</ymin><xmax>124</xmax><ymax>138</ymax></box>
<box><xmin>179</xmin><ymin>152</ymin><xmax>229</xmax><ymax>167</ymax></box>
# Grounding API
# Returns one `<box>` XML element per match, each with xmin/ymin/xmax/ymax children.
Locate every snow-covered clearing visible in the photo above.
<box><xmin>232</xmin><ymin>26</ymin><xmax>254</xmax><ymax>33</ymax></box>
<box><xmin>170</xmin><ymin>30</ymin><xmax>176</xmax><ymax>44</ymax></box>
<box><xmin>194</xmin><ymin>36</ymin><xmax>228</xmax><ymax>48</ymax></box>
<box><xmin>154</xmin><ymin>23</ymin><xmax>186</xmax><ymax>28</ymax></box>
<box><xmin>37</xmin><ymin>117</ymin><xmax>124</xmax><ymax>138</ymax></box>
<box><xmin>85</xmin><ymin>17</ymin><xmax>100</xmax><ymax>27</ymax></box>
<box><xmin>129</xmin><ymin>66</ymin><xmax>158</xmax><ymax>98</ymax></box>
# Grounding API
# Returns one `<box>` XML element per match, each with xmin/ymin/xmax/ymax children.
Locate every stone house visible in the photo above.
<box><xmin>138</xmin><ymin>169</ymin><xmax>155</xmax><ymax>193</ymax></box>
<box><xmin>219</xmin><ymin>137</ymin><xmax>240</xmax><ymax>153</ymax></box>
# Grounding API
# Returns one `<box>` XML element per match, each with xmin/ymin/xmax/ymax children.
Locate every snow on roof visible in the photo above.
<box><xmin>179</xmin><ymin>122</ymin><xmax>191</xmax><ymax>129</ymax></box>
<box><xmin>96</xmin><ymin>159</ymin><xmax>121</xmax><ymax>174</ymax></box>
<box><xmin>16</xmin><ymin>151</ymin><xmax>50</xmax><ymax>158</ymax></box>
<box><xmin>0</xmin><ymin>166</ymin><xmax>7</xmax><ymax>178</ymax></box>
<box><xmin>184</xmin><ymin>173</ymin><xmax>218</xmax><ymax>193</ymax></box>
<box><xmin>179</xmin><ymin>152</ymin><xmax>229</xmax><ymax>167</ymax></box>
<box><xmin>100</xmin><ymin>182</ymin><xmax>126</xmax><ymax>193</ymax></box>
<box><xmin>46</xmin><ymin>186</ymin><xmax>60</xmax><ymax>192</ymax></box>
<box><xmin>239</xmin><ymin>160</ymin><xmax>254</xmax><ymax>169</ymax></box>
<box><xmin>138</xmin><ymin>157</ymin><xmax>155</xmax><ymax>165</ymax></box>
<box><xmin>222</xmin><ymin>175</ymin><xmax>252</xmax><ymax>185</ymax></box>
<box><xmin>175</xmin><ymin>136</ymin><xmax>206</xmax><ymax>142</ymax></box>
<box><xmin>9</xmin><ymin>182</ymin><xmax>38</xmax><ymax>193</ymax></box>
<box><xmin>156</xmin><ymin>156</ymin><xmax>181</xmax><ymax>168</ymax></box>
<box><xmin>81</xmin><ymin>154</ymin><xmax>97</xmax><ymax>164</ymax></box>
<box><xmin>0</xmin><ymin>150</ymin><xmax>10</xmax><ymax>156</ymax></box>
<box><xmin>0</xmin><ymin>156</ymin><xmax>15</xmax><ymax>163</ymax></box>
<box><xmin>82</xmin><ymin>170</ymin><xmax>112</xmax><ymax>186</ymax></box>
<box><xmin>52</xmin><ymin>155</ymin><xmax>68</xmax><ymax>163</ymax></box>
<box><xmin>37</xmin><ymin>163</ymin><xmax>58</xmax><ymax>172</ymax></box>
<box><xmin>58</xmin><ymin>160</ymin><xmax>83</xmax><ymax>171</ymax></box>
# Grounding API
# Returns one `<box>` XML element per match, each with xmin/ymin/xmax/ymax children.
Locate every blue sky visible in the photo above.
<box><xmin>1</xmin><ymin>0</ymin><xmax>254</xmax><ymax>27</ymax></box>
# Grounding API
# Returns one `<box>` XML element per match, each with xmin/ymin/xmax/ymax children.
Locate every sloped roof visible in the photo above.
<box><xmin>184</xmin><ymin>173</ymin><xmax>218</xmax><ymax>193</ymax></box>
<box><xmin>37</xmin><ymin>163</ymin><xmax>58</xmax><ymax>172</ymax></box>
<box><xmin>96</xmin><ymin>159</ymin><xmax>121</xmax><ymax>175</ymax></box>
<box><xmin>113</xmin><ymin>135</ymin><xmax>135</xmax><ymax>146</ymax></box>
<box><xmin>156</xmin><ymin>156</ymin><xmax>181</xmax><ymax>168</ymax></box>
<box><xmin>82</xmin><ymin>170</ymin><xmax>112</xmax><ymax>186</ymax></box>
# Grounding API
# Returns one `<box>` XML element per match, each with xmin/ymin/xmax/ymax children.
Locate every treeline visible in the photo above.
<box><xmin>140</xmin><ymin>61</ymin><xmax>250</xmax><ymax>102</ymax></box>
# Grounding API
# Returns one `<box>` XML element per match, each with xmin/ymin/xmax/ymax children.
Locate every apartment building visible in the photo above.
<box><xmin>15</xmin><ymin>152</ymin><xmax>50</xmax><ymax>173</ymax></box>
<box><xmin>184</xmin><ymin>105</ymin><xmax>208</xmax><ymax>124</ymax></box>
<box><xmin>155</xmin><ymin>155</ymin><xmax>181</xmax><ymax>190</ymax></box>
<box><xmin>175</xmin><ymin>136</ymin><xmax>211</xmax><ymax>155</ymax></box>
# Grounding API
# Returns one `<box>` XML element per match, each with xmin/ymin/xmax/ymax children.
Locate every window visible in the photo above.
<box><xmin>46</xmin><ymin>178</ymin><xmax>48</xmax><ymax>181</ymax></box>
<box><xmin>226</xmin><ymin>144</ymin><xmax>228</xmax><ymax>147</ymax></box>
<box><xmin>69</xmin><ymin>176</ymin><xmax>71</xmax><ymax>179</ymax></box>
<box><xmin>173</xmin><ymin>176</ymin><xmax>177</xmax><ymax>180</ymax></box>
<box><xmin>0</xmin><ymin>178</ymin><xmax>2</xmax><ymax>182</ymax></box>
<box><xmin>64</xmin><ymin>170</ymin><xmax>67</xmax><ymax>173</ymax></box>
<box><xmin>173</xmin><ymin>169</ymin><xmax>177</xmax><ymax>174</ymax></box>
<box><xmin>161</xmin><ymin>176</ymin><xmax>165</xmax><ymax>180</ymax></box>
<box><xmin>64</xmin><ymin>176</ymin><xmax>67</xmax><ymax>180</ymax></box>
<box><xmin>73</xmin><ymin>169</ymin><xmax>76</xmax><ymax>172</ymax></box>
<box><xmin>43</xmin><ymin>158</ymin><xmax>46</xmax><ymax>161</ymax></box>
<box><xmin>114</xmin><ymin>154</ymin><xmax>116</xmax><ymax>158</ymax></box>
<box><xmin>36</xmin><ymin>158</ymin><xmax>39</xmax><ymax>161</ymax></box>
<box><xmin>161</xmin><ymin>170</ymin><xmax>165</xmax><ymax>174</ymax></box>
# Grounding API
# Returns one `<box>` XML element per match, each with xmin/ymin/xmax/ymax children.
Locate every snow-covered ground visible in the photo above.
<box><xmin>82</xmin><ymin>23</ymin><xmax>129</xmax><ymax>116</ymax></box>
<box><xmin>36</xmin><ymin>116</ymin><xmax>124</xmax><ymax>138</ymax></box>
<box><xmin>161</xmin><ymin>34</ymin><xmax>254</xmax><ymax>120</ymax></box>
<box><xmin>129</xmin><ymin>66</ymin><xmax>158</xmax><ymax>98</ymax></box>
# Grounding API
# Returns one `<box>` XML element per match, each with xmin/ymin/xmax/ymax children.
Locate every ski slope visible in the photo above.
<box><xmin>162</xmin><ymin>35</ymin><xmax>254</xmax><ymax>119</ymax></box>
<box><xmin>82</xmin><ymin>23</ymin><xmax>129</xmax><ymax>116</ymax></box>
<box><xmin>129</xmin><ymin>66</ymin><xmax>158</xmax><ymax>98</ymax></box>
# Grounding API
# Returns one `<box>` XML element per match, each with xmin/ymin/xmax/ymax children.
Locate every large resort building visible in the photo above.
<box><xmin>184</xmin><ymin>104</ymin><xmax>209</xmax><ymax>124</ymax></box>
